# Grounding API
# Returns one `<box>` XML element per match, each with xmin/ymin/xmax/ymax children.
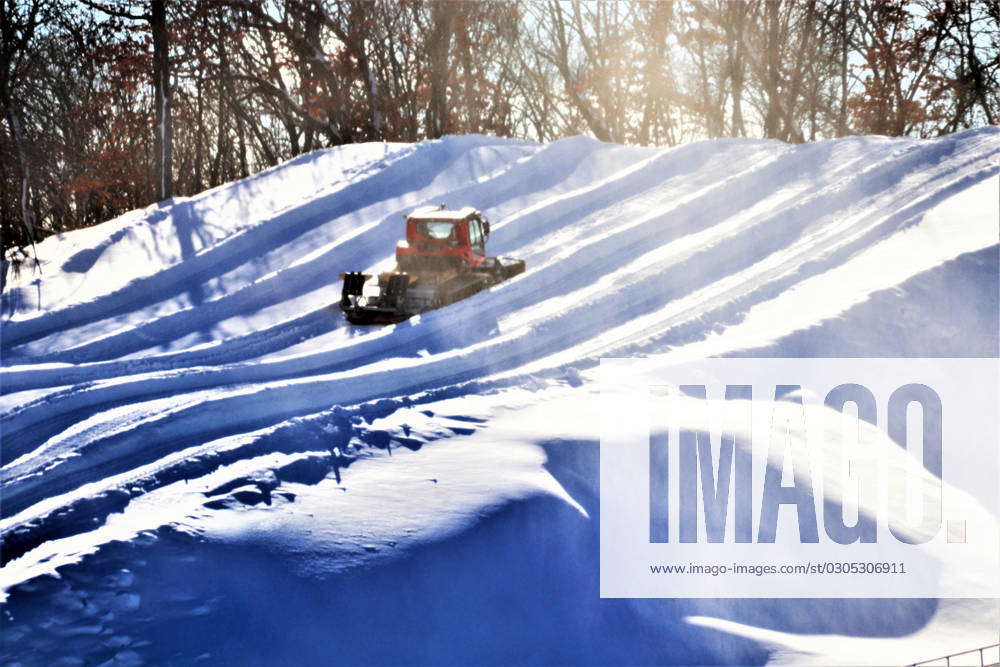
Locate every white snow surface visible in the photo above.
<box><xmin>1</xmin><ymin>131</ymin><xmax>998</xmax><ymax>665</ymax></box>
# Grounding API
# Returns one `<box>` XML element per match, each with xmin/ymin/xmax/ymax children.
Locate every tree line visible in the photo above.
<box><xmin>2</xmin><ymin>0</ymin><xmax>997</xmax><ymax>265</ymax></box>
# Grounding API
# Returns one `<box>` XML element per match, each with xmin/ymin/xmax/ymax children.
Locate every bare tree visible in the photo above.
<box><xmin>0</xmin><ymin>0</ymin><xmax>45</xmax><ymax>255</ymax></box>
<box><xmin>4</xmin><ymin>0</ymin><xmax>998</xmax><ymax>264</ymax></box>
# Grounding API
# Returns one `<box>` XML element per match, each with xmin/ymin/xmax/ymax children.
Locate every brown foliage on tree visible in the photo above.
<box><xmin>2</xmin><ymin>0</ymin><xmax>996</xmax><ymax>272</ymax></box>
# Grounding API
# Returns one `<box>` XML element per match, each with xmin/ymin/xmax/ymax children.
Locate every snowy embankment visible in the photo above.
<box><xmin>1</xmin><ymin>130</ymin><xmax>998</xmax><ymax>665</ymax></box>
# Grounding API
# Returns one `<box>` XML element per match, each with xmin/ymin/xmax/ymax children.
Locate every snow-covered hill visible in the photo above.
<box><xmin>2</xmin><ymin>130</ymin><xmax>998</xmax><ymax>666</ymax></box>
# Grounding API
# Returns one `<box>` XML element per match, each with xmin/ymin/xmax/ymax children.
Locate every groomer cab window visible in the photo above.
<box><xmin>468</xmin><ymin>217</ymin><xmax>485</xmax><ymax>253</ymax></box>
<box><xmin>415</xmin><ymin>220</ymin><xmax>455</xmax><ymax>241</ymax></box>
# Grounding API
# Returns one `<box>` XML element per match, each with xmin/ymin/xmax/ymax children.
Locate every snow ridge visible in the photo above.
<box><xmin>1</xmin><ymin>130</ymin><xmax>998</xmax><ymax>665</ymax></box>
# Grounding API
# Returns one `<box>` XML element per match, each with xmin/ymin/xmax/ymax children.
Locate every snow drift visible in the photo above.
<box><xmin>1</xmin><ymin>130</ymin><xmax>998</xmax><ymax>666</ymax></box>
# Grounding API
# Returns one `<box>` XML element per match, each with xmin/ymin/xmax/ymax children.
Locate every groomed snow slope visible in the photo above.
<box><xmin>1</xmin><ymin>130</ymin><xmax>998</xmax><ymax>666</ymax></box>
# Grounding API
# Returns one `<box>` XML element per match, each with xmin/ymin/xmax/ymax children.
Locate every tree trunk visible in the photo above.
<box><xmin>6</xmin><ymin>102</ymin><xmax>34</xmax><ymax>247</ymax></box>
<box><xmin>1</xmin><ymin>0</ymin><xmax>39</xmax><ymax>253</ymax></box>
<box><xmin>728</xmin><ymin>1</ymin><xmax>748</xmax><ymax>137</ymax></box>
<box><xmin>194</xmin><ymin>76</ymin><xmax>204</xmax><ymax>192</ymax></box>
<box><xmin>837</xmin><ymin>0</ymin><xmax>849</xmax><ymax>136</ymax></box>
<box><xmin>426</xmin><ymin>2</ymin><xmax>456</xmax><ymax>139</ymax></box>
<box><xmin>151</xmin><ymin>0</ymin><xmax>172</xmax><ymax>200</ymax></box>
<box><xmin>763</xmin><ymin>0</ymin><xmax>782</xmax><ymax>139</ymax></box>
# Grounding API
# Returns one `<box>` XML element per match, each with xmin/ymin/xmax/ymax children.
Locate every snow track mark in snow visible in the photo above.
<box><xmin>2</xmin><ymin>128</ymin><xmax>998</xmax><ymax>587</ymax></box>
